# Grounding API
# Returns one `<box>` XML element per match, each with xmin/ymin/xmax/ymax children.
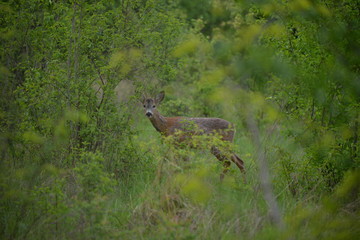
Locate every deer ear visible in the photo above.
<box><xmin>140</xmin><ymin>94</ymin><xmax>146</xmax><ymax>104</ymax></box>
<box><xmin>156</xmin><ymin>91</ymin><xmax>165</xmax><ymax>104</ymax></box>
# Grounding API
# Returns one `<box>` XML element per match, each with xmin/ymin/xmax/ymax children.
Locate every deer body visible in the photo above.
<box><xmin>150</xmin><ymin>116</ymin><xmax>233</xmax><ymax>138</ymax></box>
<box><xmin>142</xmin><ymin>91</ymin><xmax>245</xmax><ymax>180</ymax></box>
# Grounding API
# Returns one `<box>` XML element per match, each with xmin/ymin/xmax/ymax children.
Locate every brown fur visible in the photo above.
<box><xmin>142</xmin><ymin>92</ymin><xmax>245</xmax><ymax>180</ymax></box>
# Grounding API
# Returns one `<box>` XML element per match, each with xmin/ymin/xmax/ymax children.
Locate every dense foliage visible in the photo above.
<box><xmin>1</xmin><ymin>0</ymin><xmax>359</xmax><ymax>239</ymax></box>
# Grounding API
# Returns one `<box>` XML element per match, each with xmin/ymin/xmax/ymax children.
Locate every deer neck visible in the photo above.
<box><xmin>149</xmin><ymin>110</ymin><xmax>168</xmax><ymax>134</ymax></box>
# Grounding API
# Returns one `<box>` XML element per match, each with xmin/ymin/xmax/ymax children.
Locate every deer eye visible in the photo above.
<box><xmin>153</xmin><ymin>105</ymin><xmax>156</xmax><ymax>108</ymax></box>
<box><xmin>143</xmin><ymin>105</ymin><xmax>146</xmax><ymax>108</ymax></box>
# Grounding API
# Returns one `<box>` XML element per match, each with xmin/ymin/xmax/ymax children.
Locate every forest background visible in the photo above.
<box><xmin>1</xmin><ymin>0</ymin><xmax>359</xmax><ymax>239</ymax></box>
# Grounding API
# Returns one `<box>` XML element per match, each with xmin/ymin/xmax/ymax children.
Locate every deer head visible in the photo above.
<box><xmin>141</xmin><ymin>91</ymin><xmax>165</xmax><ymax>118</ymax></box>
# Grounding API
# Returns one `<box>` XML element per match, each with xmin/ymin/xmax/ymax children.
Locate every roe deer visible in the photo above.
<box><xmin>142</xmin><ymin>91</ymin><xmax>245</xmax><ymax>180</ymax></box>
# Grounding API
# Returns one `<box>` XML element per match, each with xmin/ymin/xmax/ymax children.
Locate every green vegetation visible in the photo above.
<box><xmin>1</xmin><ymin>0</ymin><xmax>359</xmax><ymax>239</ymax></box>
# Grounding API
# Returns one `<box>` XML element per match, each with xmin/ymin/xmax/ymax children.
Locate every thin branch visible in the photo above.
<box><xmin>246</xmin><ymin>113</ymin><xmax>284</xmax><ymax>229</ymax></box>
<box><xmin>89</xmin><ymin>57</ymin><xmax>105</xmax><ymax>86</ymax></box>
<box><xmin>88</xmin><ymin>56</ymin><xmax>106</xmax><ymax>110</ymax></box>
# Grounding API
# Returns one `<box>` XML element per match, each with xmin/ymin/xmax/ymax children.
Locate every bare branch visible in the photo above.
<box><xmin>246</xmin><ymin>114</ymin><xmax>284</xmax><ymax>229</ymax></box>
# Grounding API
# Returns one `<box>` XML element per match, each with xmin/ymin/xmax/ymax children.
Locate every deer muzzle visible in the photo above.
<box><xmin>146</xmin><ymin>111</ymin><xmax>153</xmax><ymax>117</ymax></box>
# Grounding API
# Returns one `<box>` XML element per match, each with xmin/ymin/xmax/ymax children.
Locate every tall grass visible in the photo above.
<box><xmin>112</xmin><ymin>111</ymin><xmax>359</xmax><ymax>240</ymax></box>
